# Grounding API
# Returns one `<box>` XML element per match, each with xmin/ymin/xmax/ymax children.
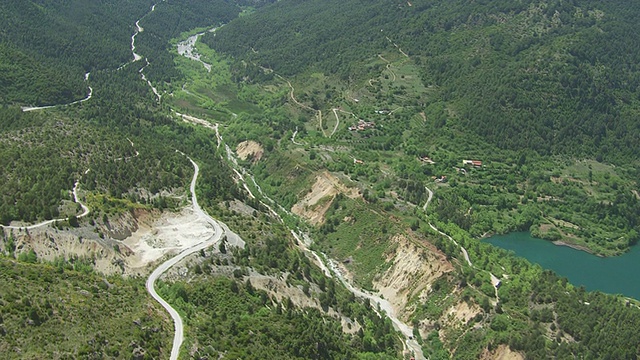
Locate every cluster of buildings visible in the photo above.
<box><xmin>349</xmin><ymin>119</ymin><xmax>376</xmax><ymax>131</ymax></box>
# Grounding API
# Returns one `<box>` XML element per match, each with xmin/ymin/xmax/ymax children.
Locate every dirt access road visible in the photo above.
<box><xmin>423</xmin><ymin>185</ymin><xmax>500</xmax><ymax>300</ymax></box>
<box><xmin>21</xmin><ymin>72</ymin><xmax>93</xmax><ymax>112</ymax></box>
<box><xmin>1</xmin><ymin>169</ymin><xmax>91</xmax><ymax>230</ymax></box>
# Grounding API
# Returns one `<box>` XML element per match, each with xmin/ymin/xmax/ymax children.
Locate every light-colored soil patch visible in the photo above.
<box><xmin>539</xmin><ymin>223</ymin><xmax>554</xmax><ymax>233</ymax></box>
<box><xmin>6</xmin><ymin>202</ymin><xmax>221</xmax><ymax>276</ymax></box>
<box><xmin>7</xmin><ymin>228</ymin><xmax>123</xmax><ymax>274</ymax></box>
<box><xmin>121</xmin><ymin>206</ymin><xmax>215</xmax><ymax>274</ymax></box>
<box><xmin>444</xmin><ymin>301</ymin><xmax>481</xmax><ymax>326</ymax></box>
<box><xmin>3</xmin><ymin>206</ymin><xmax>215</xmax><ymax>276</ymax></box>
<box><xmin>373</xmin><ymin>234</ymin><xmax>453</xmax><ymax>319</ymax></box>
<box><xmin>246</xmin><ymin>271</ymin><xmax>361</xmax><ymax>334</ymax></box>
<box><xmin>226</xmin><ymin>199</ymin><xmax>258</xmax><ymax>217</ymax></box>
<box><xmin>480</xmin><ymin>345</ymin><xmax>524</xmax><ymax>360</ymax></box>
<box><xmin>236</xmin><ymin>140</ymin><xmax>264</xmax><ymax>162</ymax></box>
<box><xmin>291</xmin><ymin>171</ymin><xmax>360</xmax><ymax>225</ymax></box>
<box><xmin>247</xmin><ymin>272</ymin><xmax>321</xmax><ymax>308</ymax></box>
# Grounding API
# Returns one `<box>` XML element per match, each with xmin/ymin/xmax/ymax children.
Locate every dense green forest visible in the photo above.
<box><xmin>187</xmin><ymin>0</ymin><xmax>640</xmax><ymax>356</ymax></box>
<box><xmin>0</xmin><ymin>0</ymin><xmax>152</xmax><ymax>106</ymax></box>
<box><xmin>0</xmin><ymin>0</ymin><xmax>245</xmax><ymax>225</ymax></box>
<box><xmin>0</xmin><ymin>61</ymin><xmax>239</xmax><ymax>225</ymax></box>
<box><xmin>208</xmin><ymin>0</ymin><xmax>640</xmax><ymax>162</ymax></box>
<box><xmin>0</xmin><ymin>257</ymin><xmax>170</xmax><ymax>358</ymax></box>
<box><xmin>160</xmin><ymin>277</ymin><xmax>399</xmax><ymax>359</ymax></box>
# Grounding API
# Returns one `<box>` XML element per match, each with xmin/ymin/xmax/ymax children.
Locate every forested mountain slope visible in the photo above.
<box><xmin>0</xmin><ymin>0</ymin><xmax>245</xmax><ymax>226</ymax></box>
<box><xmin>0</xmin><ymin>257</ymin><xmax>171</xmax><ymax>358</ymax></box>
<box><xmin>0</xmin><ymin>0</ymin><xmax>152</xmax><ymax>106</ymax></box>
<box><xmin>187</xmin><ymin>1</ymin><xmax>640</xmax><ymax>357</ymax></box>
<box><xmin>209</xmin><ymin>0</ymin><xmax>640</xmax><ymax>162</ymax></box>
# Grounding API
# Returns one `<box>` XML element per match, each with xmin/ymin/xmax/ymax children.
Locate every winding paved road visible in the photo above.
<box><xmin>146</xmin><ymin>155</ymin><xmax>224</xmax><ymax>360</ymax></box>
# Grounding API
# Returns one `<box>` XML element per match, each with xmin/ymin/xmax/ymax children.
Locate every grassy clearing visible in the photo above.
<box><xmin>169</xmin><ymin>39</ymin><xmax>264</xmax><ymax>121</ymax></box>
<box><xmin>316</xmin><ymin>199</ymin><xmax>396</xmax><ymax>286</ymax></box>
<box><xmin>252</xmin><ymin>149</ymin><xmax>316</xmax><ymax>209</ymax></box>
<box><xmin>85</xmin><ymin>193</ymin><xmax>155</xmax><ymax>217</ymax></box>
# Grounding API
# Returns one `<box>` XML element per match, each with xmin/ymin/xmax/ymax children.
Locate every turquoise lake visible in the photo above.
<box><xmin>485</xmin><ymin>232</ymin><xmax>640</xmax><ymax>300</ymax></box>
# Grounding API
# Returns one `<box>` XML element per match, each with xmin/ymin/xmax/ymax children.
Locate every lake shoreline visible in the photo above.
<box><xmin>552</xmin><ymin>240</ymin><xmax>604</xmax><ymax>257</ymax></box>
<box><xmin>485</xmin><ymin>232</ymin><xmax>635</xmax><ymax>258</ymax></box>
<box><xmin>485</xmin><ymin>231</ymin><xmax>640</xmax><ymax>299</ymax></box>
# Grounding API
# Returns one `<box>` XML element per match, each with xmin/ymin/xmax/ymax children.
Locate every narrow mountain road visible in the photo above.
<box><xmin>331</xmin><ymin>108</ymin><xmax>340</xmax><ymax>137</ymax></box>
<box><xmin>318</xmin><ymin>109</ymin><xmax>326</xmax><ymax>137</ymax></box>
<box><xmin>277</xmin><ymin>75</ymin><xmax>314</xmax><ymax>112</ymax></box>
<box><xmin>146</xmin><ymin>155</ymin><xmax>224</xmax><ymax>360</ymax></box>
<box><xmin>291</xmin><ymin>127</ymin><xmax>304</xmax><ymax>145</ymax></box>
<box><xmin>422</xmin><ymin>186</ymin><xmax>434</xmax><ymax>212</ymax></box>
<box><xmin>275</xmin><ymin>74</ymin><xmax>327</xmax><ymax>136</ymax></box>
<box><xmin>423</xmin><ymin>185</ymin><xmax>472</xmax><ymax>266</ymax></box>
<box><xmin>423</xmin><ymin>185</ymin><xmax>500</xmax><ymax>301</ymax></box>
<box><xmin>22</xmin><ymin>72</ymin><xmax>93</xmax><ymax>112</ymax></box>
<box><xmin>385</xmin><ymin>36</ymin><xmax>409</xmax><ymax>58</ymax></box>
<box><xmin>177</xmin><ymin>114</ymin><xmax>223</xmax><ymax>150</ymax></box>
<box><xmin>428</xmin><ymin>223</ymin><xmax>473</xmax><ymax>267</ymax></box>
<box><xmin>115</xmin><ymin>138</ymin><xmax>140</xmax><ymax>161</ymax></box>
<box><xmin>378</xmin><ymin>54</ymin><xmax>396</xmax><ymax>81</ymax></box>
<box><xmin>72</xmin><ymin>169</ymin><xmax>91</xmax><ymax>218</ymax></box>
<box><xmin>1</xmin><ymin>169</ymin><xmax>91</xmax><ymax>230</ymax></box>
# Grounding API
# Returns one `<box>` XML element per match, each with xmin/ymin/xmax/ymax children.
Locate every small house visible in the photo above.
<box><xmin>419</xmin><ymin>156</ymin><xmax>435</xmax><ymax>164</ymax></box>
<box><xmin>463</xmin><ymin>160</ymin><xmax>482</xmax><ymax>167</ymax></box>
